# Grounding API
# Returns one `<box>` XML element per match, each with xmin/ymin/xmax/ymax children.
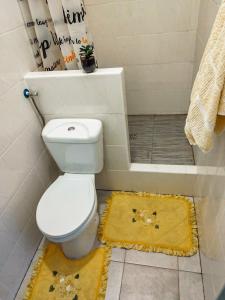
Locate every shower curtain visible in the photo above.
<box><xmin>18</xmin><ymin>0</ymin><xmax>96</xmax><ymax>71</ymax></box>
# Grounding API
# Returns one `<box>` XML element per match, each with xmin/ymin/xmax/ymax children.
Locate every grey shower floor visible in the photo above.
<box><xmin>128</xmin><ymin>114</ymin><xmax>195</xmax><ymax>165</ymax></box>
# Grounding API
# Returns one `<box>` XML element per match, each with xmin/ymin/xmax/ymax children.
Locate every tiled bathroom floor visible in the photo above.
<box><xmin>128</xmin><ymin>115</ymin><xmax>195</xmax><ymax>165</ymax></box>
<box><xmin>15</xmin><ymin>191</ymin><xmax>204</xmax><ymax>300</ymax></box>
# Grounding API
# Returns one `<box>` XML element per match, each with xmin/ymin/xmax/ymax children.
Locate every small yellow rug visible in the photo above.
<box><xmin>98</xmin><ymin>192</ymin><xmax>198</xmax><ymax>256</ymax></box>
<box><xmin>24</xmin><ymin>244</ymin><xmax>111</xmax><ymax>300</ymax></box>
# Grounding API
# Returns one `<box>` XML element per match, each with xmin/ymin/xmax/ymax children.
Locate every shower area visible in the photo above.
<box><xmin>85</xmin><ymin>0</ymin><xmax>199</xmax><ymax>166</ymax></box>
<box><xmin>128</xmin><ymin>114</ymin><xmax>194</xmax><ymax>165</ymax></box>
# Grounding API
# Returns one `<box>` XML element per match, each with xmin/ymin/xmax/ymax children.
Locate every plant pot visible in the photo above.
<box><xmin>80</xmin><ymin>55</ymin><xmax>96</xmax><ymax>73</ymax></box>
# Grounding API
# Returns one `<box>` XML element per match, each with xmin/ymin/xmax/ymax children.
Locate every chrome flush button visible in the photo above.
<box><xmin>68</xmin><ymin>126</ymin><xmax>75</xmax><ymax>131</ymax></box>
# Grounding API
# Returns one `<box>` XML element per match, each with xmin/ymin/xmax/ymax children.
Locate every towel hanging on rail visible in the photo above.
<box><xmin>185</xmin><ymin>0</ymin><xmax>225</xmax><ymax>152</ymax></box>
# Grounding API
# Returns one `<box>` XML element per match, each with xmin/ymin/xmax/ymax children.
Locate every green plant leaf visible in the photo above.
<box><xmin>79</xmin><ymin>44</ymin><xmax>94</xmax><ymax>58</ymax></box>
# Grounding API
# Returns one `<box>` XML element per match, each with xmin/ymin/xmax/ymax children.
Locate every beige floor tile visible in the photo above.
<box><xmin>105</xmin><ymin>261</ymin><xmax>124</xmax><ymax>300</ymax></box>
<box><xmin>179</xmin><ymin>271</ymin><xmax>204</xmax><ymax>300</ymax></box>
<box><xmin>111</xmin><ymin>248</ymin><xmax>126</xmax><ymax>263</ymax></box>
<box><xmin>125</xmin><ymin>249</ymin><xmax>178</xmax><ymax>270</ymax></box>
<box><xmin>97</xmin><ymin>189</ymin><xmax>111</xmax><ymax>216</ymax></box>
<box><xmin>97</xmin><ymin>190</ymin><xmax>125</xmax><ymax>263</ymax></box>
<box><xmin>120</xmin><ymin>263</ymin><xmax>179</xmax><ymax>300</ymax></box>
<box><xmin>98</xmin><ymin>202</ymin><xmax>106</xmax><ymax>216</ymax></box>
<box><xmin>178</xmin><ymin>252</ymin><xmax>201</xmax><ymax>273</ymax></box>
<box><xmin>97</xmin><ymin>190</ymin><xmax>112</xmax><ymax>204</ymax></box>
<box><xmin>38</xmin><ymin>236</ymin><xmax>48</xmax><ymax>251</ymax></box>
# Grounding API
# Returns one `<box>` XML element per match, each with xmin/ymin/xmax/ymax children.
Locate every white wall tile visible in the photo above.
<box><xmin>193</xmin><ymin>37</ymin><xmax>205</xmax><ymax>78</ymax></box>
<box><xmin>85</xmin><ymin>0</ymin><xmax>198</xmax><ymax>114</ymax></box>
<box><xmin>0</xmin><ymin>220</ymin><xmax>18</xmax><ymax>269</ymax></box>
<box><xmin>127</xmin><ymin>86</ymin><xmax>191</xmax><ymax>115</ymax></box>
<box><xmin>95</xmin><ymin>31</ymin><xmax>196</xmax><ymax>114</ymax></box>
<box><xmin>0</xmin><ymin>2</ymin><xmax>23</xmax><ymax>34</ymax></box>
<box><xmin>0</xmin><ymin>243</ymin><xmax>33</xmax><ymax>296</ymax></box>
<box><xmin>95</xmin><ymin>31</ymin><xmax>196</xmax><ymax>68</ymax></box>
<box><xmin>0</xmin><ymin>195</ymin><xmax>8</xmax><ymax>216</ymax></box>
<box><xmin>0</xmin><ymin>27</ymin><xmax>36</xmax><ymax>96</ymax></box>
<box><xmin>18</xmin><ymin>212</ymin><xmax>42</xmax><ymax>257</ymax></box>
<box><xmin>1</xmin><ymin>169</ymin><xmax>44</xmax><ymax>244</ymax></box>
<box><xmin>104</xmin><ymin>145</ymin><xmax>130</xmax><ymax>170</ymax></box>
<box><xmin>0</xmin><ymin>157</ymin><xmax>25</xmax><ymax>202</ymax></box>
<box><xmin>14</xmin><ymin>246</ymin><xmax>44</xmax><ymax>300</ymax></box>
<box><xmin>3</xmin><ymin>120</ymin><xmax>44</xmax><ymax>179</ymax></box>
<box><xmin>0</xmin><ymin>282</ymin><xmax>13</xmax><ymax>300</ymax></box>
<box><xmin>124</xmin><ymin>63</ymin><xmax>193</xmax><ymax>91</ymax></box>
<box><xmin>0</xmin><ymin>120</ymin><xmax>44</xmax><ymax>206</ymax></box>
<box><xmin>0</xmin><ymin>81</ymin><xmax>36</xmax><ymax>156</ymax></box>
<box><xmin>197</xmin><ymin>0</ymin><xmax>219</xmax><ymax>47</ymax></box>
<box><xmin>87</xmin><ymin>0</ymin><xmax>199</xmax><ymax>37</ymax></box>
<box><xmin>125</xmin><ymin>62</ymin><xmax>193</xmax><ymax>113</ymax></box>
<box><xmin>35</xmin><ymin>150</ymin><xmax>59</xmax><ymax>189</ymax></box>
<box><xmin>0</xmin><ymin>2</ymin><xmax>58</xmax><ymax>298</ymax></box>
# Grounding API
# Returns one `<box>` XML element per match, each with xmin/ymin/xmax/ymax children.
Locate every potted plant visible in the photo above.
<box><xmin>79</xmin><ymin>44</ymin><xmax>96</xmax><ymax>73</ymax></box>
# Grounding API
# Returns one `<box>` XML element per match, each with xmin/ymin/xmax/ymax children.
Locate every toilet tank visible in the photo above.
<box><xmin>42</xmin><ymin>119</ymin><xmax>103</xmax><ymax>174</ymax></box>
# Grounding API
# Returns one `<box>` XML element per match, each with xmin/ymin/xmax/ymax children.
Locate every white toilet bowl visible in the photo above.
<box><xmin>36</xmin><ymin>118</ymin><xmax>103</xmax><ymax>259</ymax></box>
<box><xmin>36</xmin><ymin>173</ymin><xmax>99</xmax><ymax>259</ymax></box>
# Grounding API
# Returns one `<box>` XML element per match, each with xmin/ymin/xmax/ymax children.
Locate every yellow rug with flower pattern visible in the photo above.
<box><xmin>98</xmin><ymin>192</ymin><xmax>198</xmax><ymax>256</ymax></box>
<box><xmin>24</xmin><ymin>244</ymin><xmax>111</xmax><ymax>300</ymax></box>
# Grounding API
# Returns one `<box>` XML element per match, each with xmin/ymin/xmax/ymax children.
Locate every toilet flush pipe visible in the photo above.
<box><xmin>23</xmin><ymin>88</ymin><xmax>45</xmax><ymax>126</ymax></box>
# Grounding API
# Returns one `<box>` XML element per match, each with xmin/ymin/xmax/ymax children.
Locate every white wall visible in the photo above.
<box><xmin>25</xmin><ymin>68</ymin><xmax>131</xmax><ymax>177</ymax></box>
<box><xmin>0</xmin><ymin>2</ymin><xmax>58</xmax><ymax>299</ymax></box>
<box><xmin>193</xmin><ymin>0</ymin><xmax>225</xmax><ymax>299</ymax></box>
<box><xmin>193</xmin><ymin>0</ymin><xmax>221</xmax><ymax>78</ymax></box>
<box><xmin>85</xmin><ymin>0</ymin><xmax>200</xmax><ymax>114</ymax></box>
<box><xmin>25</xmin><ymin>69</ymin><xmax>198</xmax><ymax>197</ymax></box>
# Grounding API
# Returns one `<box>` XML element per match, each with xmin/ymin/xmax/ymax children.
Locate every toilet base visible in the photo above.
<box><xmin>62</xmin><ymin>213</ymin><xmax>99</xmax><ymax>259</ymax></box>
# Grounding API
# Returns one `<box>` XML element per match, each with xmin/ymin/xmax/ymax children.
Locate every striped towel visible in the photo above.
<box><xmin>185</xmin><ymin>0</ymin><xmax>225</xmax><ymax>152</ymax></box>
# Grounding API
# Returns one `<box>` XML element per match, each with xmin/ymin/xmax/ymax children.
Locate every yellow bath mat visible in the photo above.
<box><xmin>99</xmin><ymin>192</ymin><xmax>198</xmax><ymax>256</ymax></box>
<box><xmin>24</xmin><ymin>244</ymin><xmax>111</xmax><ymax>300</ymax></box>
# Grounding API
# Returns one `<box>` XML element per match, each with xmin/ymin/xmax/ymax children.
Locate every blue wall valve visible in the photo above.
<box><xmin>23</xmin><ymin>88</ymin><xmax>30</xmax><ymax>98</ymax></box>
<box><xmin>23</xmin><ymin>88</ymin><xmax>38</xmax><ymax>99</ymax></box>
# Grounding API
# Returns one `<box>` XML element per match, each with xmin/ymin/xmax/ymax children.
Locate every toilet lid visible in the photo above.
<box><xmin>36</xmin><ymin>174</ymin><xmax>95</xmax><ymax>239</ymax></box>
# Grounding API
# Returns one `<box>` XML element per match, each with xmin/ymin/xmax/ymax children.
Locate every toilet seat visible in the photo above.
<box><xmin>36</xmin><ymin>174</ymin><xmax>96</xmax><ymax>242</ymax></box>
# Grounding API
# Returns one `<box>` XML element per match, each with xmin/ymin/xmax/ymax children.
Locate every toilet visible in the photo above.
<box><xmin>36</xmin><ymin>119</ymin><xmax>103</xmax><ymax>259</ymax></box>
